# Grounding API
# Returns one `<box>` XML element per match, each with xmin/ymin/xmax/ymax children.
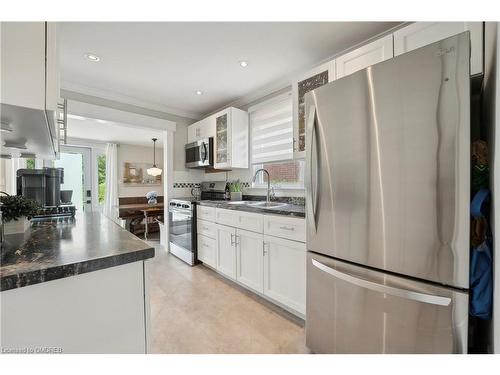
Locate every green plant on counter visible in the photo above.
<box><xmin>0</xmin><ymin>193</ymin><xmax>42</xmax><ymax>223</ymax></box>
<box><xmin>229</xmin><ymin>180</ymin><xmax>242</xmax><ymax>193</ymax></box>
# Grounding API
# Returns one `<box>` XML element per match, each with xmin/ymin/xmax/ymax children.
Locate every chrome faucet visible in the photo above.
<box><xmin>252</xmin><ymin>169</ymin><xmax>271</xmax><ymax>203</ymax></box>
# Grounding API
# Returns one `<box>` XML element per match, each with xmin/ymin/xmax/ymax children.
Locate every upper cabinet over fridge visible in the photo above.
<box><xmin>393</xmin><ymin>22</ymin><xmax>483</xmax><ymax>76</ymax></box>
<box><xmin>292</xmin><ymin>22</ymin><xmax>483</xmax><ymax>160</ymax></box>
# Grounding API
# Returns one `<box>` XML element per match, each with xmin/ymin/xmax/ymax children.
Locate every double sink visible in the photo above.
<box><xmin>226</xmin><ymin>201</ymin><xmax>288</xmax><ymax>209</ymax></box>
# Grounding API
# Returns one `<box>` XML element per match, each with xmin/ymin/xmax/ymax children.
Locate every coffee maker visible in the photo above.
<box><xmin>17</xmin><ymin>167</ymin><xmax>64</xmax><ymax>206</ymax></box>
<box><xmin>17</xmin><ymin>168</ymin><xmax>76</xmax><ymax>219</ymax></box>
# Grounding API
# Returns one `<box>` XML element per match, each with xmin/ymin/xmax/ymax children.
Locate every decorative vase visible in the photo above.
<box><xmin>148</xmin><ymin>198</ymin><xmax>158</xmax><ymax>205</ymax></box>
<box><xmin>4</xmin><ymin>216</ymin><xmax>31</xmax><ymax>235</ymax></box>
<box><xmin>230</xmin><ymin>192</ymin><xmax>242</xmax><ymax>201</ymax></box>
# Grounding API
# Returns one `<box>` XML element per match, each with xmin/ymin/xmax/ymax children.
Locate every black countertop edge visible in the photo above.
<box><xmin>197</xmin><ymin>201</ymin><xmax>305</xmax><ymax>218</ymax></box>
<box><xmin>1</xmin><ymin>247</ymin><xmax>154</xmax><ymax>292</ymax></box>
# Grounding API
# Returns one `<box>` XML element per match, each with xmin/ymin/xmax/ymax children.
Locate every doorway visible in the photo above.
<box><xmin>53</xmin><ymin>145</ymin><xmax>92</xmax><ymax>212</ymax></box>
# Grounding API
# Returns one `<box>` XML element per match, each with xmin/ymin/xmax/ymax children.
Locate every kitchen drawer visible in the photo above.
<box><xmin>197</xmin><ymin>205</ymin><xmax>216</xmax><ymax>222</ymax></box>
<box><xmin>264</xmin><ymin>215</ymin><xmax>306</xmax><ymax>242</ymax></box>
<box><xmin>216</xmin><ymin>208</ymin><xmax>263</xmax><ymax>233</ymax></box>
<box><xmin>197</xmin><ymin>234</ymin><xmax>216</xmax><ymax>268</ymax></box>
<box><xmin>197</xmin><ymin>219</ymin><xmax>216</xmax><ymax>239</ymax></box>
<box><xmin>215</xmin><ymin>208</ymin><xmax>239</xmax><ymax>227</ymax></box>
<box><xmin>236</xmin><ymin>210</ymin><xmax>264</xmax><ymax>233</ymax></box>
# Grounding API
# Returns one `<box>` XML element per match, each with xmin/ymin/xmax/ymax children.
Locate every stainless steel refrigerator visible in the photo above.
<box><xmin>305</xmin><ymin>32</ymin><xmax>470</xmax><ymax>354</ymax></box>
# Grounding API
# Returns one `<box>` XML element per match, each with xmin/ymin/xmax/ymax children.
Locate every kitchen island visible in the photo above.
<box><xmin>0</xmin><ymin>212</ymin><xmax>154</xmax><ymax>354</ymax></box>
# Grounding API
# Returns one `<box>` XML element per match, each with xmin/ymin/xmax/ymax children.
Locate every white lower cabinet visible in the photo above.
<box><xmin>216</xmin><ymin>224</ymin><xmax>237</xmax><ymax>279</ymax></box>
<box><xmin>197</xmin><ymin>234</ymin><xmax>216</xmax><ymax>268</ymax></box>
<box><xmin>199</xmin><ymin>211</ymin><xmax>306</xmax><ymax>317</ymax></box>
<box><xmin>236</xmin><ymin>229</ymin><xmax>264</xmax><ymax>293</ymax></box>
<box><xmin>263</xmin><ymin>235</ymin><xmax>307</xmax><ymax>315</ymax></box>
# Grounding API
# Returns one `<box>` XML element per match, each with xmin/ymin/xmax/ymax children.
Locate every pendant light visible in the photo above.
<box><xmin>147</xmin><ymin>138</ymin><xmax>162</xmax><ymax>176</ymax></box>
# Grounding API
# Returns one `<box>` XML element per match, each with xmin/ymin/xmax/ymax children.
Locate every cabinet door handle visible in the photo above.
<box><xmin>279</xmin><ymin>225</ymin><xmax>295</xmax><ymax>231</ymax></box>
<box><xmin>231</xmin><ymin>233</ymin><xmax>235</xmax><ymax>246</ymax></box>
<box><xmin>263</xmin><ymin>242</ymin><xmax>269</xmax><ymax>255</ymax></box>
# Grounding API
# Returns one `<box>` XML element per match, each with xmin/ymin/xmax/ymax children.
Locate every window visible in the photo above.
<box><xmin>26</xmin><ymin>159</ymin><xmax>35</xmax><ymax>169</ymax></box>
<box><xmin>249</xmin><ymin>92</ymin><xmax>304</xmax><ymax>189</ymax></box>
<box><xmin>253</xmin><ymin>159</ymin><xmax>305</xmax><ymax>189</ymax></box>
<box><xmin>97</xmin><ymin>154</ymin><xmax>106</xmax><ymax>204</ymax></box>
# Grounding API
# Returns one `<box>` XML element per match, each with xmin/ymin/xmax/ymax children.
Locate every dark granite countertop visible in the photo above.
<box><xmin>0</xmin><ymin>212</ymin><xmax>154</xmax><ymax>292</ymax></box>
<box><xmin>197</xmin><ymin>200</ymin><xmax>305</xmax><ymax>218</ymax></box>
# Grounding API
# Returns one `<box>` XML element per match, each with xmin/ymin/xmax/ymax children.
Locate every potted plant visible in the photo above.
<box><xmin>0</xmin><ymin>193</ymin><xmax>41</xmax><ymax>235</ymax></box>
<box><xmin>229</xmin><ymin>180</ymin><xmax>243</xmax><ymax>201</ymax></box>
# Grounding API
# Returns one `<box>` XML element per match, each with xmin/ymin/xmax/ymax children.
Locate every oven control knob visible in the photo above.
<box><xmin>182</xmin><ymin>204</ymin><xmax>189</xmax><ymax>208</ymax></box>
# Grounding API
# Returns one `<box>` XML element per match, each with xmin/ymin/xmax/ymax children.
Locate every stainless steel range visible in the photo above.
<box><xmin>168</xmin><ymin>198</ymin><xmax>197</xmax><ymax>266</ymax></box>
<box><xmin>168</xmin><ymin>181</ymin><xmax>228</xmax><ymax>266</ymax></box>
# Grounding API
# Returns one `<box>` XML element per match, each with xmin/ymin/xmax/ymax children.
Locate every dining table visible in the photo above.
<box><xmin>116</xmin><ymin>202</ymin><xmax>164</xmax><ymax>240</ymax></box>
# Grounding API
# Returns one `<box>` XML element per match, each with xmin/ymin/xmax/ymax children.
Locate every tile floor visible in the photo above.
<box><xmin>148</xmin><ymin>242</ymin><xmax>309</xmax><ymax>354</ymax></box>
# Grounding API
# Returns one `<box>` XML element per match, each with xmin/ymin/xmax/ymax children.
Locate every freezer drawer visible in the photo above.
<box><xmin>306</xmin><ymin>252</ymin><xmax>468</xmax><ymax>354</ymax></box>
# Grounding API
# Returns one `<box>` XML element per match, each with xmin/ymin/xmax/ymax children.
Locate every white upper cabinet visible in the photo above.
<box><xmin>335</xmin><ymin>34</ymin><xmax>394</xmax><ymax>79</ymax></box>
<box><xmin>213</xmin><ymin>107</ymin><xmax>249</xmax><ymax>169</ymax></box>
<box><xmin>187</xmin><ymin>115</ymin><xmax>215</xmax><ymax>143</ymax></box>
<box><xmin>393</xmin><ymin>22</ymin><xmax>483</xmax><ymax>75</ymax></box>
<box><xmin>292</xmin><ymin>60</ymin><xmax>335</xmax><ymax>159</ymax></box>
<box><xmin>1</xmin><ymin>22</ymin><xmax>59</xmax><ymax>111</ymax></box>
<box><xmin>1</xmin><ymin>22</ymin><xmax>60</xmax><ymax>159</ymax></box>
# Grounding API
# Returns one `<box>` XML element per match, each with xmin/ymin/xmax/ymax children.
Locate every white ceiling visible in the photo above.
<box><xmin>67</xmin><ymin>116</ymin><xmax>163</xmax><ymax>148</ymax></box>
<box><xmin>59</xmin><ymin>22</ymin><xmax>401</xmax><ymax>118</ymax></box>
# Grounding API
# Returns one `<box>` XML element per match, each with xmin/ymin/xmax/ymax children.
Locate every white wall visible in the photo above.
<box><xmin>118</xmin><ymin>144</ymin><xmax>164</xmax><ymax>198</ymax></box>
<box><xmin>484</xmin><ymin>22</ymin><xmax>499</xmax><ymax>354</ymax></box>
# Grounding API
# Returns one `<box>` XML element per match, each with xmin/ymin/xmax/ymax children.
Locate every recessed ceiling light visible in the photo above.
<box><xmin>239</xmin><ymin>61</ymin><xmax>248</xmax><ymax>68</ymax></box>
<box><xmin>196</xmin><ymin>90</ymin><xmax>203</xmax><ymax>95</ymax></box>
<box><xmin>84</xmin><ymin>53</ymin><xmax>100</xmax><ymax>62</ymax></box>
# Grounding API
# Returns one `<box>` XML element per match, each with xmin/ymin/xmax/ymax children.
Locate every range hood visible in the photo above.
<box><xmin>1</xmin><ymin>103</ymin><xmax>58</xmax><ymax>160</ymax></box>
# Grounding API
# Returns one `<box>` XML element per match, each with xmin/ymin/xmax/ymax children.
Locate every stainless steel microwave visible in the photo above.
<box><xmin>185</xmin><ymin>138</ymin><xmax>213</xmax><ymax>168</ymax></box>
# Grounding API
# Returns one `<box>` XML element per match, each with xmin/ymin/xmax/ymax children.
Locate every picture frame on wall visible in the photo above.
<box><xmin>122</xmin><ymin>162</ymin><xmax>162</xmax><ymax>185</ymax></box>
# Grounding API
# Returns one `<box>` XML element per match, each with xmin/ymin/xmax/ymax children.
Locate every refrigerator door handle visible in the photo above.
<box><xmin>306</xmin><ymin>103</ymin><xmax>318</xmax><ymax>232</ymax></box>
<box><xmin>311</xmin><ymin>259</ymin><xmax>452</xmax><ymax>306</ymax></box>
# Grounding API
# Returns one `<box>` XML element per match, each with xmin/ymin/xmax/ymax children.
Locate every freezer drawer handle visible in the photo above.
<box><xmin>311</xmin><ymin>259</ymin><xmax>452</xmax><ymax>306</ymax></box>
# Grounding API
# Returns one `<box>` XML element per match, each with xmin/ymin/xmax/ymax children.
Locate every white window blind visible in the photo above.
<box><xmin>249</xmin><ymin>93</ymin><xmax>293</xmax><ymax>164</ymax></box>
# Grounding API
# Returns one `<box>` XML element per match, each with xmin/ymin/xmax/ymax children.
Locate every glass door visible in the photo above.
<box><xmin>53</xmin><ymin>145</ymin><xmax>92</xmax><ymax>213</ymax></box>
<box><xmin>215</xmin><ymin>112</ymin><xmax>229</xmax><ymax>168</ymax></box>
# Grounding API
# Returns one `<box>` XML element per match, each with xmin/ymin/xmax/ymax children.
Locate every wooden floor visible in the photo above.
<box><xmin>148</xmin><ymin>242</ymin><xmax>309</xmax><ymax>354</ymax></box>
